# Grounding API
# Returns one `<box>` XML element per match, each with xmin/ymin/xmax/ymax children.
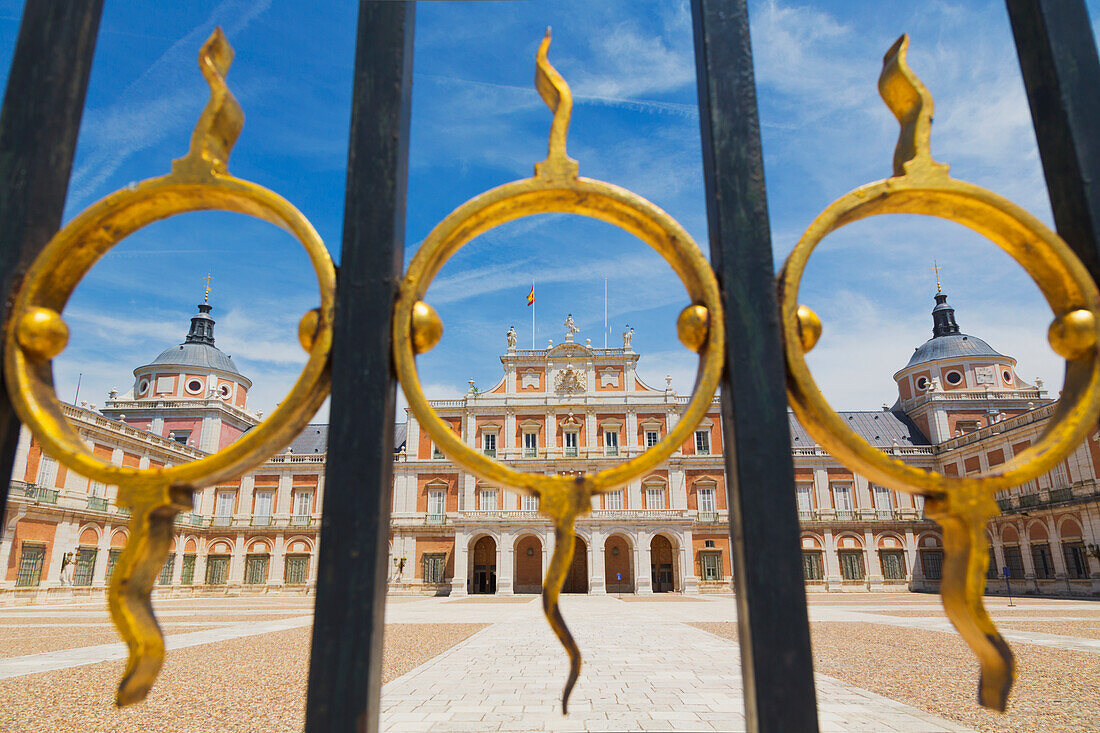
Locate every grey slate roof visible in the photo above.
<box><xmin>789</xmin><ymin>410</ymin><xmax>929</xmax><ymax>447</ymax></box>
<box><xmin>286</xmin><ymin>423</ymin><xmax>407</xmax><ymax>454</ymax></box>
<box><xmin>148</xmin><ymin>342</ymin><xmax>245</xmax><ymax>378</ymax></box>
<box><xmin>904</xmin><ymin>333</ymin><xmax>1006</xmax><ymax>369</ymax></box>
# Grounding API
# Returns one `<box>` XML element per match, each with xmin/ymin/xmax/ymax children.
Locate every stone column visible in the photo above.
<box><xmin>627</xmin><ymin>478</ymin><xmax>642</xmax><ymax>511</ymax></box>
<box><xmin>547</xmin><ymin>412</ymin><xmax>558</xmax><ymax>459</ymax></box>
<box><xmin>680</xmin><ymin>528</ymin><xmax>698</xmax><ymax>594</ymax></box>
<box><xmin>669</xmin><ymin>466</ymin><xmax>687</xmax><ymax>510</ymax></box>
<box><xmin>497</xmin><ymin>531</ymin><xmax>515</xmax><ymax>595</ymax></box>
<box><xmin>1019</xmin><ymin>531</ymin><xmax>1038</xmax><ymax>592</ymax></box>
<box><xmin>93</xmin><ymin>523</ymin><xmax>111</xmax><ymax>586</ymax></box>
<box><xmin>864</xmin><ymin>528</ymin><xmax>881</xmax><ymax>591</ymax></box>
<box><xmin>822</xmin><ymin>528</ymin><xmax>842</xmax><ymax>591</ymax></box>
<box><xmin>228</xmin><ymin>533</ymin><xmax>246</xmax><ymax>585</ymax></box>
<box><xmin>194</xmin><ymin>539</ymin><xmax>208</xmax><ymax>586</ymax></box>
<box><xmin>451</xmin><ymin>529</ymin><xmax>469</xmax><ymax>597</ymax></box>
<box><xmin>270</xmin><ymin>534</ymin><xmax>286</xmax><ymax>587</ymax></box>
<box><xmin>636</xmin><ymin>531</ymin><xmax>653</xmax><ymax>594</ymax></box>
<box><xmin>589</xmin><ymin>528</ymin><xmax>606</xmax><ymax>595</ymax></box>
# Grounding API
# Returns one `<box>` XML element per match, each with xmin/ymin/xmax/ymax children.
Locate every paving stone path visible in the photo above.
<box><xmin>380</xmin><ymin>595</ymin><xmax>974</xmax><ymax>732</ymax></box>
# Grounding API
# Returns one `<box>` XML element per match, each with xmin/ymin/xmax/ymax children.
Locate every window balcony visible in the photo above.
<box><xmin>252</xmin><ymin>515</ymin><xmax>272</xmax><ymax>526</ymax></box>
<box><xmin>1049</xmin><ymin>487</ymin><xmax>1072</xmax><ymax>503</ymax></box>
<box><xmin>483</xmin><ymin>448</ymin><xmax>496</xmax><ymax>458</ymax></box>
<box><xmin>21</xmin><ymin>485</ymin><xmax>59</xmax><ymax>504</ymax></box>
<box><xmin>425</xmin><ymin>514</ymin><xmax>448</xmax><ymax>526</ymax></box>
<box><xmin>696</xmin><ymin>510</ymin><xmax>719</xmax><ymax>523</ymax></box>
<box><xmin>996</xmin><ymin>497</ymin><xmax>1013</xmax><ymax>512</ymax></box>
<box><xmin>87</xmin><ymin>496</ymin><xmax>109</xmax><ymax>512</ymax></box>
<box><xmin>290</xmin><ymin>515</ymin><xmax>313</xmax><ymax>526</ymax></box>
<box><xmin>523</xmin><ymin>447</ymin><xmax>537</xmax><ymax>458</ymax></box>
<box><xmin>875</xmin><ymin>510</ymin><xmax>896</xmax><ymax>521</ymax></box>
<box><xmin>1019</xmin><ymin>494</ymin><xmax>1039</xmax><ymax>508</ymax></box>
<box><xmin>564</xmin><ymin>447</ymin><xmax>578</xmax><ymax>457</ymax></box>
<box><xmin>797</xmin><ymin>510</ymin><xmax>817</xmax><ymax>521</ymax></box>
<box><xmin>604</xmin><ymin>446</ymin><xmax>619</xmax><ymax>457</ymax></box>
<box><xmin>834</xmin><ymin>510</ymin><xmax>855</xmax><ymax>521</ymax></box>
<box><xmin>211</xmin><ymin>515</ymin><xmax>233</xmax><ymax>527</ymax></box>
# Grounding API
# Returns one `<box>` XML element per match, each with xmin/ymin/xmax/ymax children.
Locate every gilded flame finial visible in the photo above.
<box><xmin>203</xmin><ymin>272</ymin><xmax>213</xmax><ymax>304</ymax></box>
<box><xmin>933</xmin><ymin>260</ymin><xmax>942</xmax><ymax>293</ymax></box>
<box><xmin>878</xmin><ymin>34</ymin><xmax>947</xmax><ymax>178</ymax></box>
<box><xmin>172</xmin><ymin>28</ymin><xmax>243</xmax><ymax>179</ymax></box>
<box><xmin>534</xmin><ymin>28</ymin><xmax>579</xmax><ymax>181</ymax></box>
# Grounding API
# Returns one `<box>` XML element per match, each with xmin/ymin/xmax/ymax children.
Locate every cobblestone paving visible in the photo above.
<box><xmin>380</xmin><ymin>596</ymin><xmax>973</xmax><ymax>732</ymax></box>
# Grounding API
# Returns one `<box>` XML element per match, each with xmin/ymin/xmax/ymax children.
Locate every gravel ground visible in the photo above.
<box><xmin>693</xmin><ymin>621</ymin><xmax>1100</xmax><ymax>732</ymax></box>
<box><xmin>0</xmin><ymin>622</ymin><xmax>485</xmax><ymax>733</ymax></box>
<box><xmin>994</xmin><ymin>621</ymin><xmax>1100</xmax><ymax>639</ymax></box>
<box><xmin>863</xmin><ymin>607</ymin><xmax>1100</xmax><ymax>618</ymax></box>
<box><xmin>0</xmin><ymin>626</ymin><xmax>216</xmax><ymax>658</ymax></box>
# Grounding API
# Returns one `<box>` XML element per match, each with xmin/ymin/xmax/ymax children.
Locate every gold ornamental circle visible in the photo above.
<box><xmin>4</xmin><ymin>174</ymin><xmax>336</xmax><ymax>491</ymax></box>
<box><xmin>779</xmin><ymin>171</ymin><xmax>1100</xmax><ymax>498</ymax></box>
<box><xmin>393</xmin><ymin>175</ymin><xmax>725</xmax><ymax>499</ymax></box>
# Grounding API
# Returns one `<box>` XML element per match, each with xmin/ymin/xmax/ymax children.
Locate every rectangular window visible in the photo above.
<box><xmin>1049</xmin><ymin>462</ymin><xmax>1068</xmax><ymax>487</ymax></box>
<box><xmin>293</xmin><ymin>491</ymin><xmax>312</xmax><ymax>519</ymax></box>
<box><xmin>523</xmin><ymin>431</ymin><xmax>538</xmax><ymax>458</ymax></box>
<box><xmin>106</xmin><ymin>549</ymin><xmax>122</xmax><ymax>582</ymax></box>
<box><xmin>700</xmin><ymin>552</ymin><xmax>721</xmax><ymax>581</ymax></box>
<box><xmin>796</xmin><ymin>485</ymin><xmax>813</xmax><ymax>519</ymax></box>
<box><xmin>521</xmin><ymin>494</ymin><xmax>539</xmax><ymax>511</ymax></box>
<box><xmin>214</xmin><ymin>491</ymin><xmax>234</xmax><ymax>525</ymax></box>
<box><xmin>479</xmin><ymin>489</ymin><xmax>498</xmax><ymax>511</ymax></box>
<box><xmin>171</xmin><ymin>430</ymin><xmax>190</xmax><ymax>445</ymax></box>
<box><xmin>1064</xmin><ymin>543</ymin><xmax>1088</xmax><ymax>579</ymax></box>
<box><xmin>564</xmin><ymin>432</ymin><xmax>578</xmax><ymax>457</ymax></box>
<box><xmin>89</xmin><ymin>481</ymin><xmax>104</xmax><ymax>498</ymax></box>
<box><xmin>914</xmin><ymin>494</ymin><xmax>925</xmax><ymax>517</ymax></box>
<box><xmin>1031</xmin><ymin>544</ymin><xmax>1054</xmax><ymax>579</ymax></box>
<box><xmin>244</xmin><ymin>555</ymin><xmax>269</xmax><ymax>585</ymax></box>
<box><xmin>427</xmin><ymin>489</ymin><xmax>446</xmax><ymax>516</ymax></box>
<box><xmin>802</xmin><ymin>551</ymin><xmax>824</xmax><ymax>581</ymax></box>
<box><xmin>695</xmin><ymin>430</ymin><xmax>710</xmax><ymax>455</ymax></box>
<box><xmin>832</xmin><ymin>484</ymin><xmax>853</xmax><ymax>519</ymax></box>
<box><xmin>604</xmin><ymin>429</ymin><xmax>619</xmax><ymax>457</ymax></box>
<box><xmin>36</xmin><ymin>456</ymin><xmax>57</xmax><ymax>488</ymax></box>
<box><xmin>921</xmin><ymin>550</ymin><xmax>944</xmax><ymax>580</ymax></box>
<box><xmin>873</xmin><ymin>486</ymin><xmax>894</xmax><ymax>519</ymax></box>
<box><xmin>1003</xmin><ymin>546</ymin><xmax>1024</xmax><ymax>579</ymax></box>
<box><xmin>645</xmin><ymin>430</ymin><xmax>659</xmax><ymax>447</ymax></box>
<box><xmin>73</xmin><ymin>548</ymin><xmax>97</xmax><ymax>586</ymax></box>
<box><xmin>423</xmin><ymin>554</ymin><xmax>446</xmax><ymax>584</ymax></box>
<box><xmin>15</xmin><ymin>544</ymin><xmax>46</xmax><ymax>587</ymax></box>
<box><xmin>838</xmin><ymin>550</ymin><xmax>865</xmax><ymax>580</ymax></box>
<box><xmin>206</xmin><ymin>555</ymin><xmax>230</xmax><ymax>585</ymax></box>
<box><xmin>432</xmin><ymin>443</ymin><xmax>444</xmax><ymax>459</ymax></box>
<box><xmin>482</xmin><ymin>432</ymin><xmax>497</xmax><ymax>457</ymax></box>
<box><xmin>645</xmin><ymin>487</ymin><xmax>664</xmax><ymax>510</ymax></box>
<box><xmin>880</xmin><ymin>550</ymin><xmax>906</xmax><ymax>580</ymax></box>
<box><xmin>285</xmin><ymin>555</ymin><xmax>309</xmax><ymax>584</ymax></box>
<box><xmin>697</xmin><ymin>487</ymin><xmax>716</xmax><ymax>513</ymax></box>
<box><xmin>253</xmin><ymin>491</ymin><xmax>273</xmax><ymax>524</ymax></box>
<box><xmin>159</xmin><ymin>555</ymin><xmax>175</xmax><ymax>585</ymax></box>
<box><xmin>605</xmin><ymin>491</ymin><xmax>623</xmax><ymax>511</ymax></box>
<box><xmin>181</xmin><ymin>554</ymin><xmax>196</xmax><ymax>585</ymax></box>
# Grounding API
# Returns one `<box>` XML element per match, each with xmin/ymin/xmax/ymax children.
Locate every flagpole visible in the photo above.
<box><xmin>531</xmin><ymin>279</ymin><xmax>535</xmax><ymax>349</ymax></box>
<box><xmin>604</xmin><ymin>277</ymin><xmax>607</xmax><ymax>349</ymax></box>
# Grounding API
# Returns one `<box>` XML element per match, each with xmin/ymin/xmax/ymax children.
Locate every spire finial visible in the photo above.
<box><xmin>203</xmin><ymin>272</ymin><xmax>212</xmax><ymax>303</ymax></box>
<box><xmin>933</xmin><ymin>260</ymin><xmax>943</xmax><ymax>293</ymax></box>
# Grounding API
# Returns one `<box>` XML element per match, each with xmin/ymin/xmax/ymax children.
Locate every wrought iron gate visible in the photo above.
<box><xmin>1</xmin><ymin>1</ymin><xmax>1099</xmax><ymax>731</ymax></box>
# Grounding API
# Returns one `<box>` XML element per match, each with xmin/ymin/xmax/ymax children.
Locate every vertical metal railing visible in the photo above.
<box><xmin>1007</xmin><ymin>0</ymin><xmax>1100</xmax><ymax>284</ymax></box>
<box><xmin>692</xmin><ymin>1</ymin><xmax>819</xmax><ymax>730</ymax></box>
<box><xmin>305</xmin><ymin>2</ymin><xmax>415</xmax><ymax>731</ymax></box>
<box><xmin>0</xmin><ymin>0</ymin><xmax>104</xmax><ymax>516</ymax></box>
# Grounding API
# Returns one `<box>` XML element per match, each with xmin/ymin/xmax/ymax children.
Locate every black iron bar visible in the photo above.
<box><xmin>0</xmin><ymin>1</ymin><xmax>104</xmax><ymax>519</ymax></box>
<box><xmin>304</xmin><ymin>2</ymin><xmax>414</xmax><ymax>731</ymax></box>
<box><xmin>1006</xmin><ymin>0</ymin><xmax>1100</xmax><ymax>283</ymax></box>
<box><xmin>691</xmin><ymin>1</ymin><xmax>819</xmax><ymax>731</ymax></box>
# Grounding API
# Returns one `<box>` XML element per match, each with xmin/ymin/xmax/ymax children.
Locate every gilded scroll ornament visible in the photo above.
<box><xmin>2</xmin><ymin>29</ymin><xmax>335</xmax><ymax>705</ymax></box>
<box><xmin>392</xmin><ymin>30</ymin><xmax>725</xmax><ymax>713</ymax></box>
<box><xmin>778</xmin><ymin>35</ymin><xmax>1100</xmax><ymax>711</ymax></box>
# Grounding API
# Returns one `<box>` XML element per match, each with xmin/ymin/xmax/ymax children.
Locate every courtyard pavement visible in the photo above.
<box><xmin>380</xmin><ymin>595</ymin><xmax>973</xmax><ymax>732</ymax></box>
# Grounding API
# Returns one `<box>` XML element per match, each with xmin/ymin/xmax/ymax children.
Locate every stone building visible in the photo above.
<box><xmin>3</xmin><ymin>290</ymin><xmax>1099</xmax><ymax>600</ymax></box>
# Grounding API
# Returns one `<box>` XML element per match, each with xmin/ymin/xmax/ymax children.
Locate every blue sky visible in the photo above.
<box><xmin>1</xmin><ymin>0</ymin><xmax>1099</xmax><ymax>420</ymax></box>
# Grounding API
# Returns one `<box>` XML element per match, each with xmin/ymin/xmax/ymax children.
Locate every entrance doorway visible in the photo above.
<box><xmin>514</xmin><ymin>535</ymin><xmax>543</xmax><ymax>593</ymax></box>
<box><xmin>471</xmin><ymin>536</ymin><xmax>497</xmax><ymax>594</ymax></box>
<box><xmin>651</xmin><ymin>535</ymin><xmax>675</xmax><ymax>592</ymax></box>
<box><xmin>604</xmin><ymin>534</ymin><xmax>634</xmax><ymax>593</ymax></box>
<box><xmin>561</xmin><ymin>535</ymin><xmax>588</xmax><ymax>593</ymax></box>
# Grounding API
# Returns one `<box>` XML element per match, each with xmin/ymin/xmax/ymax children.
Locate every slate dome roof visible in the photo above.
<box><xmin>905</xmin><ymin>333</ymin><xmax>1006</xmax><ymax>369</ymax></box>
<box><xmin>149</xmin><ymin>341</ymin><xmax>243</xmax><ymax>376</ymax></box>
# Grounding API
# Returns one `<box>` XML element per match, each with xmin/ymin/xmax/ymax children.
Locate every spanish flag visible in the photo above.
<box><xmin>526</xmin><ymin>283</ymin><xmax>534</xmax><ymax>306</ymax></box>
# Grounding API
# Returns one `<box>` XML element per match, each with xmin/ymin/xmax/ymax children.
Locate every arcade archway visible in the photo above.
<box><xmin>514</xmin><ymin>535</ymin><xmax>543</xmax><ymax>594</ymax></box>
<box><xmin>650</xmin><ymin>535</ymin><xmax>677</xmax><ymax>592</ymax></box>
<box><xmin>604</xmin><ymin>534</ymin><xmax>634</xmax><ymax>593</ymax></box>
<box><xmin>471</xmin><ymin>535</ymin><xmax>497</xmax><ymax>594</ymax></box>
<box><xmin>561</xmin><ymin>535</ymin><xmax>588</xmax><ymax>594</ymax></box>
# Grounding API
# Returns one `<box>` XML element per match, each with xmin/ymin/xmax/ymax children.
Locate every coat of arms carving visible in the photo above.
<box><xmin>554</xmin><ymin>364</ymin><xmax>586</xmax><ymax>394</ymax></box>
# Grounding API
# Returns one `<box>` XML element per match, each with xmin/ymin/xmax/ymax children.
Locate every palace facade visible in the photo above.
<box><xmin>3</xmin><ymin>291</ymin><xmax>1099</xmax><ymax>601</ymax></box>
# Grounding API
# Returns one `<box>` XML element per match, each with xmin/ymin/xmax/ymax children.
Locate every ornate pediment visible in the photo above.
<box><xmin>554</xmin><ymin>364</ymin><xmax>586</xmax><ymax>394</ymax></box>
